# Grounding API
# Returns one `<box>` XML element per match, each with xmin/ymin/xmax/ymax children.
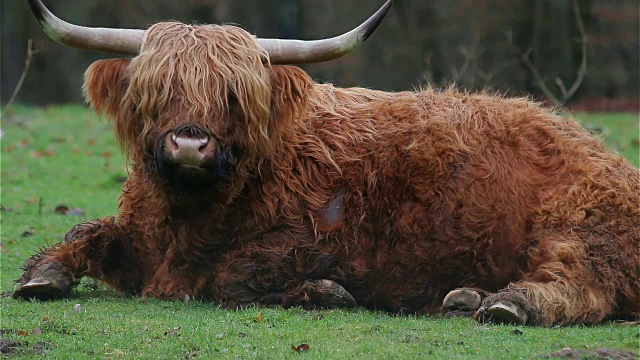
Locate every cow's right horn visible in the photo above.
<box><xmin>28</xmin><ymin>0</ymin><xmax>144</xmax><ymax>54</ymax></box>
<box><xmin>257</xmin><ymin>0</ymin><xmax>393</xmax><ymax>64</ymax></box>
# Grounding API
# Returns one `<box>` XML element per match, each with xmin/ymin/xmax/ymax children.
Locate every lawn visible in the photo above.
<box><xmin>1</xmin><ymin>105</ymin><xmax>639</xmax><ymax>359</ymax></box>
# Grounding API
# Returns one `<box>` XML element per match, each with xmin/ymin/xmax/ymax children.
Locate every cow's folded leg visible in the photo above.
<box><xmin>213</xmin><ymin>239</ymin><xmax>355</xmax><ymax>309</ymax></box>
<box><xmin>283</xmin><ymin>279</ymin><xmax>356</xmax><ymax>309</ymax></box>
<box><xmin>141</xmin><ymin>260</ymin><xmax>212</xmax><ymax>301</ymax></box>
<box><xmin>14</xmin><ymin>217</ymin><xmax>142</xmax><ymax>300</ymax></box>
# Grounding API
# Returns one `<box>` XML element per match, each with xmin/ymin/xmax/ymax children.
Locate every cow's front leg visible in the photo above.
<box><xmin>14</xmin><ymin>217</ymin><xmax>143</xmax><ymax>300</ymax></box>
<box><xmin>141</xmin><ymin>244</ymin><xmax>214</xmax><ymax>301</ymax></box>
<box><xmin>211</xmin><ymin>233</ymin><xmax>355</xmax><ymax>309</ymax></box>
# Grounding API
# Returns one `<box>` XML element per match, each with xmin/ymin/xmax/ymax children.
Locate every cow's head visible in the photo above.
<box><xmin>29</xmin><ymin>0</ymin><xmax>392</xmax><ymax>193</ymax></box>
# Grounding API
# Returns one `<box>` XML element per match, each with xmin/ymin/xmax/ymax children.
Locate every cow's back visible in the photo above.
<box><xmin>301</xmin><ymin>86</ymin><xmax>639</xmax><ymax>312</ymax></box>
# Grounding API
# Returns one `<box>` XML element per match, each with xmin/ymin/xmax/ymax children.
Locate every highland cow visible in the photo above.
<box><xmin>15</xmin><ymin>0</ymin><xmax>640</xmax><ymax>327</ymax></box>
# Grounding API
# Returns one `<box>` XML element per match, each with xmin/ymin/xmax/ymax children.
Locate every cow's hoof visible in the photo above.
<box><xmin>14</xmin><ymin>263</ymin><xmax>73</xmax><ymax>300</ymax></box>
<box><xmin>443</xmin><ymin>288</ymin><xmax>483</xmax><ymax>313</ymax></box>
<box><xmin>474</xmin><ymin>300</ymin><xmax>528</xmax><ymax>325</ymax></box>
<box><xmin>313</xmin><ymin>279</ymin><xmax>356</xmax><ymax>308</ymax></box>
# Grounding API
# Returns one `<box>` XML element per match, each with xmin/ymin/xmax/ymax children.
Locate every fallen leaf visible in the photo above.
<box><xmin>54</xmin><ymin>205</ymin><xmax>69</xmax><ymax>214</ymax></box>
<box><xmin>256</xmin><ymin>312</ymin><xmax>263</xmax><ymax>322</ymax></box>
<box><xmin>42</xmin><ymin>316</ymin><xmax>50</xmax><ymax>323</ymax></box>
<box><xmin>17</xmin><ymin>330</ymin><xmax>28</xmax><ymax>336</ymax></box>
<box><xmin>54</xmin><ymin>205</ymin><xmax>85</xmax><ymax>217</ymax></box>
<box><xmin>291</xmin><ymin>344</ymin><xmax>310</xmax><ymax>352</ymax></box>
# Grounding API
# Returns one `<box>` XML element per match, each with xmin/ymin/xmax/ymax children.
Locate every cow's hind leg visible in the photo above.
<box><xmin>446</xmin><ymin>232</ymin><xmax>633</xmax><ymax>326</ymax></box>
<box><xmin>14</xmin><ymin>217</ymin><xmax>143</xmax><ymax>300</ymax></box>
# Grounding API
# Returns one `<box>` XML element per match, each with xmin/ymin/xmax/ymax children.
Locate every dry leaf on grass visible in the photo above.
<box><xmin>291</xmin><ymin>344</ymin><xmax>310</xmax><ymax>352</ymax></box>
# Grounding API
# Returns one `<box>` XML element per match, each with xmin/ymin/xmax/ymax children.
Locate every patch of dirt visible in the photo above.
<box><xmin>0</xmin><ymin>337</ymin><xmax>56</xmax><ymax>358</ymax></box>
<box><xmin>543</xmin><ymin>347</ymin><xmax>639</xmax><ymax>360</ymax></box>
<box><xmin>32</xmin><ymin>341</ymin><xmax>56</xmax><ymax>355</ymax></box>
<box><xmin>0</xmin><ymin>338</ymin><xmax>25</xmax><ymax>357</ymax></box>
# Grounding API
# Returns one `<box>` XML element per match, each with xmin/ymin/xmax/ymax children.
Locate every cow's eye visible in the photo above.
<box><xmin>227</xmin><ymin>88</ymin><xmax>238</xmax><ymax>108</ymax></box>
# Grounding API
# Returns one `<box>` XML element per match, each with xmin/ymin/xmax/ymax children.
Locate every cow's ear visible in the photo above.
<box><xmin>83</xmin><ymin>59</ymin><xmax>131</xmax><ymax>118</ymax></box>
<box><xmin>269</xmin><ymin>66</ymin><xmax>313</xmax><ymax>126</ymax></box>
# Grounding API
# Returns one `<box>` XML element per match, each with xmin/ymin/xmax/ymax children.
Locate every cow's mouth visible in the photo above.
<box><xmin>147</xmin><ymin>130</ymin><xmax>239</xmax><ymax>190</ymax></box>
<box><xmin>165</xmin><ymin>132</ymin><xmax>214</xmax><ymax>168</ymax></box>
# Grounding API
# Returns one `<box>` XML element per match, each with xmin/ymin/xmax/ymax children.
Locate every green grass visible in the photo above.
<box><xmin>575</xmin><ymin>112</ymin><xmax>640</xmax><ymax>167</ymax></box>
<box><xmin>1</xmin><ymin>105</ymin><xmax>639</xmax><ymax>359</ymax></box>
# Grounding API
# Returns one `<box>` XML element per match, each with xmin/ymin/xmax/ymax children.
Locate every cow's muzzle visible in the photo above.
<box><xmin>164</xmin><ymin>132</ymin><xmax>216</xmax><ymax>167</ymax></box>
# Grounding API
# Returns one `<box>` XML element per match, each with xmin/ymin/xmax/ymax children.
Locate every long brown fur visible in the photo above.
<box><xmin>18</xmin><ymin>22</ymin><xmax>640</xmax><ymax>327</ymax></box>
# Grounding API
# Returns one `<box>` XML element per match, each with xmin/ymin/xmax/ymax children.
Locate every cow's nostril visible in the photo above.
<box><xmin>197</xmin><ymin>137</ymin><xmax>209</xmax><ymax>153</ymax></box>
<box><xmin>165</xmin><ymin>133</ymin><xmax>180</xmax><ymax>152</ymax></box>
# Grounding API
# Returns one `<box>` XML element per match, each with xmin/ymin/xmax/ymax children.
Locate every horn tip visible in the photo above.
<box><xmin>360</xmin><ymin>0</ymin><xmax>394</xmax><ymax>42</ymax></box>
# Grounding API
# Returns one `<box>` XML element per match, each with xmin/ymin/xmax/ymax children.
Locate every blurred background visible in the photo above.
<box><xmin>1</xmin><ymin>0</ymin><xmax>638</xmax><ymax>111</ymax></box>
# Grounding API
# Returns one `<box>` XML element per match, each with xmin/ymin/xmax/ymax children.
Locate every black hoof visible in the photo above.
<box><xmin>313</xmin><ymin>279</ymin><xmax>357</xmax><ymax>308</ymax></box>
<box><xmin>14</xmin><ymin>263</ymin><xmax>74</xmax><ymax>300</ymax></box>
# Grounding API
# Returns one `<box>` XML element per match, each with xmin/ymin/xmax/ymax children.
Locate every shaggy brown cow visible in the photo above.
<box><xmin>15</xmin><ymin>0</ymin><xmax>640</xmax><ymax>327</ymax></box>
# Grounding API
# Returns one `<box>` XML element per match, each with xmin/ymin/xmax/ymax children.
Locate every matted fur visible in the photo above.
<box><xmin>20</xmin><ymin>22</ymin><xmax>640</xmax><ymax>327</ymax></box>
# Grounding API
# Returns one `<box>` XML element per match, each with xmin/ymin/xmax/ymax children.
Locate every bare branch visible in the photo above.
<box><xmin>506</xmin><ymin>31</ymin><xmax>562</xmax><ymax>105</ymax></box>
<box><xmin>1</xmin><ymin>40</ymin><xmax>37</xmax><ymax>121</ymax></box>
<box><xmin>507</xmin><ymin>0</ymin><xmax>588</xmax><ymax>107</ymax></box>
<box><xmin>559</xmin><ymin>0</ymin><xmax>588</xmax><ymax>100</ymax></box>
<box><xmin>452</xmin><ymin>36</ymin><xmax>481</xmax><ymax>83</ymax></box>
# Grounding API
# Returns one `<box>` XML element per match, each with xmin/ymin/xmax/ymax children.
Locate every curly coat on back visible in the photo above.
<box><xmin>15</xmin><ymin>22</ymin><xmax>639</xmax><ymax>327</ymax></box>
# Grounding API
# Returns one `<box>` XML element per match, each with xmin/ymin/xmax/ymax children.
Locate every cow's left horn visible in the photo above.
<box><xmin>258</xmin><ymin>0</ymin><xmax>393</xmax><ymax>64</ymax></box>
<box><xmin>28</xmin><ymin>0</ymin><xmax>144</xmax><ymax>54</ymax></box>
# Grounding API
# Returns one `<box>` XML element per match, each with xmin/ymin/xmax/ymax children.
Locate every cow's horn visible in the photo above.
<box><xmin>28</xmin><ymin>0</ymin><xmax>144</xmax><ymax>54</ymax></box>
<box><xmin>258</xmin><ymin>0</ymin><xmax>393</xmax><ymax>64</ymax></box>
<box><xmin>28</xmin><ymin>0</ymin><xmax>392</xmax><ymax>63</ymax></box>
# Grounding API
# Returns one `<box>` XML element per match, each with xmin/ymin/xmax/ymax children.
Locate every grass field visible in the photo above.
<box><xmin>1</xmin><ymin>105</ymin><xmax>639</xmax><ymax>359</ymax></box>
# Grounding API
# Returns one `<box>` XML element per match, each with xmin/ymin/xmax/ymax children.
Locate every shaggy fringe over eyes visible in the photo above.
<box><xmin>123</xmin><ymin>22</ymin><xmax>272</xmax><ymax>156</ymax></box>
